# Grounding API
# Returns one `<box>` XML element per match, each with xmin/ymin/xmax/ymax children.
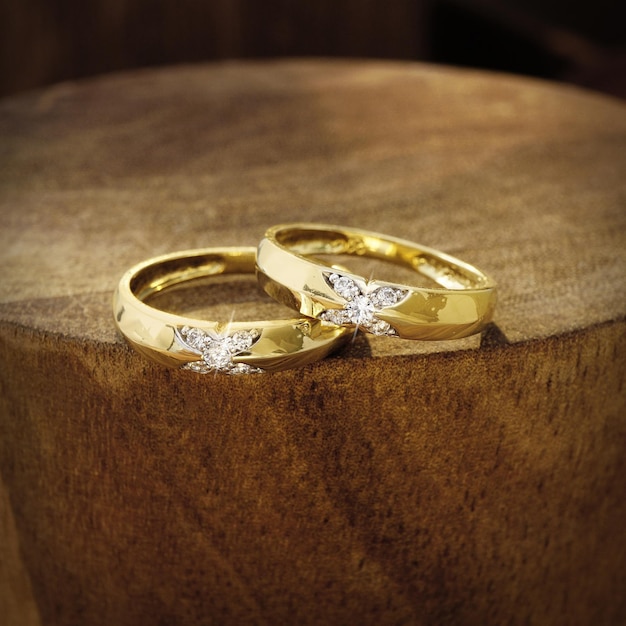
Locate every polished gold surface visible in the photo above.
<box><xmin>257</xmin><ymin>224</ymin><xmax>497</xmax><ymax>340</ymax></box>
<box><xmin>113</xmin><ymin>247</ymin><xmax>350</xmax><ymax>373</ymax></box>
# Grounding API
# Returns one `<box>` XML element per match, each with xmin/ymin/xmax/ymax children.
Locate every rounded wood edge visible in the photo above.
<box><xmin>0</xmin><ymin>318</ymin><xmax>624</xmax><ymax>625</ymax></box>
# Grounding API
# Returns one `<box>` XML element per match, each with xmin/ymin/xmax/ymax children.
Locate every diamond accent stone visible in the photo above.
<box><xmin>176</xmin><ymin>327</ymin><xmax>263</xmax><ymax>374</ymax></box>
<box><xmin>320</xmin><ymin>309</ymin><xmax>350</xmax><ymax>325</ymax></box>
<box><xmin>328</xmin><ymin>273</ymin><xmax>360</xmax><ymax>300</ymax></box>
<box><xmin>320</xmin><ymin>275</ymin><xmax>408</xmax><ymax>336</ymax></box>
<box><xmin>369</xmin><ymin>319</ymin><xmax>395</xmax><ymax>336</ymax></box>
<box><xmin>229</xmin><ymin>363</ymin><xmax>260</xmax><ymax>375</ymax></box>
<box><xmin>230</xmin><ymin>330</ymin><xmax>259</xmax><ymax>352</ymax></box>
<box><xmin>182</xmin><ymin>326</ymin><xmax>210</xmax><ymax>349</ymax></box>
<box><xmin>345</xmin><ymin>295</ymin><xmax>376</xmax><ymax>325</ymax></box>
<box><xmin>185</xmin><ymin>360</ymin><xmax>213</xmax><ymax>374</ymax></box>
<box><xmin>371</xmin><ymin>286</ymin><xmax>405</xmax><ymax>308</ymax></box>
<box><xmin>204</xmin><ymin>339</ymin><xmax>233</xmax><ymax>370</ymax></box>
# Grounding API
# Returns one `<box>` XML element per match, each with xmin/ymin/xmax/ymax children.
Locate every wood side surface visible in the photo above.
<box><xmin>0</xmin><ymin>60</ymin><xmax>625</xmax><ymax>625</ymax></box>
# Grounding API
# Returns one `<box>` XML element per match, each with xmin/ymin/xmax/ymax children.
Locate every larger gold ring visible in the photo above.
<box><xmin>113</xmin><ymin>247</ymin><xmax>350</xmax><ymax>374</ymax></box>
<box><xmin>256</xmin><ymin>224</ymin><xmax>497</xmax><ymax>340</ymax></box>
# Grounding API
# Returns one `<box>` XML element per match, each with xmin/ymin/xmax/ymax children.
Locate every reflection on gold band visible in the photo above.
<box><xmin>113</xmin><ymin>247</ymin><xmax>350</xmax><ymax>373</ymax></box>
<box><xmin>256</xmin><ymin>224</ymin><xmax>497</xmax><ymax>340</ymax></box>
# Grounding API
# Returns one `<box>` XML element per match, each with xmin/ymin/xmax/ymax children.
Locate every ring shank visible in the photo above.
<box><xmin>257</xmin><ymin>224</ymin><xmax>497</xmax><ymax>340</ymax></box>
<box><xmin>130</xmin><ymin>249</ymin><xmax>255</xmax><ymax>301</ymax></box>
<box><xmin>114</xmin><ymin>247</ymin><xmax>350</xmax><ymax>372</ymax></box>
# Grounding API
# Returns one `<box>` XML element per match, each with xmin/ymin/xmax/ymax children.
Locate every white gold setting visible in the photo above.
<box><xmin>319</xmin><ymin>273</ymin><xmax>408</xmax><ymax>336</ymax></box>
<box><xmin>175</xmin><ymin>326</ymin><xmax>263</xmax><ymax>374</ymax></box>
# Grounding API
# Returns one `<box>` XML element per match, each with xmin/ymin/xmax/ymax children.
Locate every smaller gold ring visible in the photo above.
<box><xmin>113</xmin><ymin>247</ymin><xmax>350</xmax><ymax>374</ymax></box>
<box><xmin>256</xmin><ymin>223</ymin><xmax>497</xmax><ymax>340</ymax></box>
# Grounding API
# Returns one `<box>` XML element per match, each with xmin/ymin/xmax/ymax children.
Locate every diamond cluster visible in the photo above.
<box><xmin>176</xmin><ymin>326</ymin><xmax>263</xmax><ymax>374</ymax></box>
<box><xmin>319</xmin><ymin>273</ymin><xmax>407</xmax><ymax>336</ymax></box>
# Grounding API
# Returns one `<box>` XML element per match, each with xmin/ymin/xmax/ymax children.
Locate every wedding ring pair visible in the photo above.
<box><xmin>113</xmin><ymin>223</ymin><xmax>497</xmax><ymax>374</ymax></box>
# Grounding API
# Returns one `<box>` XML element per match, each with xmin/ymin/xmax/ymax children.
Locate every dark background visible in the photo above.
<box><xmin>1</xmin><ymin>0</ymin><xmax>624</xmax><ymax>99</ymax></box>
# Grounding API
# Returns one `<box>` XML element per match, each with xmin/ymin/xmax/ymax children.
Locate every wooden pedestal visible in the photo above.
<box><xmin>1</xmin><ymin>60</ymin><xmax>625</xmax><ymax>626</ymax></box>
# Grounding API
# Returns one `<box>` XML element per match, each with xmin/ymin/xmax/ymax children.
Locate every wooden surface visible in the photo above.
<box><xmin>0</xmin><ymin>59</ymin><xmax>625</xmax><ymax>625</ymax></box>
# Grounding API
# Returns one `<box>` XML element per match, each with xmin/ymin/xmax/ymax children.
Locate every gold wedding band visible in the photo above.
<box><xmin>113</xmin><ymin>247</ymin><xmax>350</xmax><ymax>374</ymax></box>
<box><xmin>256</xmin><ymin>223</ymin><xmax>497</xmax><ymax>340</ymax></box>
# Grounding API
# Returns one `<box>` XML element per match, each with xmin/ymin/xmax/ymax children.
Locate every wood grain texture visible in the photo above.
<box><xmin>0</xmin><ymin>60</ymin><xmax>625</xmax><ymax>625</ymax></box>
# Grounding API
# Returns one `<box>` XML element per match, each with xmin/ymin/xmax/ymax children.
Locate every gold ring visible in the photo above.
<box><xmin>256</xmin><ymin>223</ymin><xmax>497</xmax><ymax>340</ymax></box>
<box><xmin>113</xmin><ymin>247</ymin><xmax>350</xmax><ymax>374</ymax></box>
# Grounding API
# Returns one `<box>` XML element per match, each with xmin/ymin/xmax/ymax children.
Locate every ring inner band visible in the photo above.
<box><xmin>131</xmin><ymin>250</ymin><xmax>255</xmax><ymax>302</ymax></box>
<box><xmin>273</xmin><ymin>226</ymin><xmax>489</xmax><ymax>290</ymax></box>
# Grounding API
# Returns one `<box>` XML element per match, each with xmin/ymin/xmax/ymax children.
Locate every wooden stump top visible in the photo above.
<box><xmin>1</xmin><ymin>60</ymin><xmax>625</xmax><ymax>626</ymax></box>
<box><xmin>1</xmin><ymin>59</ymin><xmax>624</xmax><ymax>353</ymax></box>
